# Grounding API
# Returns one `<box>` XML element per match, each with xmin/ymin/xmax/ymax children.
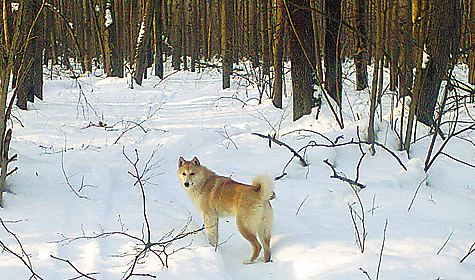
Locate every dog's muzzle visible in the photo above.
<box><xmin>184</xmin><ymin>182</ymin><xmax>190</xmax><ymax>188</ymax></box>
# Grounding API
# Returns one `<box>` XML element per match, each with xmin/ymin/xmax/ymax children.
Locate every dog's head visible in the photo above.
<box><xmin>178</xmin><ymin>156</ymin><xmax>203</xmax><ymax>189</ymax></box>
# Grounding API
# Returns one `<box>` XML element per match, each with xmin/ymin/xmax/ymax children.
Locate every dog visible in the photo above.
<box><xmin>178</xmin><ymin>156</ymin><xmax>275</xmax><ymax>264</ymax></box>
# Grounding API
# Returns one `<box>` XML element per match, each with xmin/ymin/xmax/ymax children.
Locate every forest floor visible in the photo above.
<box><xmin>1</xmin><ymin>62</ymin><xmax>474</xmax><ymax>279</ymax></box>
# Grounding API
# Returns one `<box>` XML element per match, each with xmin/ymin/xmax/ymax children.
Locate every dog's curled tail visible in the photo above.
<box><xmin>252</xmin><ymin>174</ymin><xmax>275</xmax><ymax>201</ymax></box>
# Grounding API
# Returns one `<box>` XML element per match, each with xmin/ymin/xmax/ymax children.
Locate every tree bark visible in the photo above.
<box><xmin>16</xmin><ymin>0</ymin><xmax>44</xmax><ymax>110</ymax></box>
<box><xmin>353</xmin><ymin>0</ymin><xmax>368</xmax><ymax>90</ymax></box>
<box><xmin>103</xmin><ymin>0</ymin><xmax>123</xmax><ymax>77</ymax></box>
<box><xmin>221</xmin><ymin>0</ymin><xmax>233</xmax><ymax>89</ymax></box>
<box><xmin>154</xmin><ymin>0</ymin><xmax>164</xmax><ymax>78</ymax></box>
<box><xmin>272</xmin><ymin>0</ymin><xmax>285</xmax><ymax>109</ymax></box>
<box><xmin>287</xmin><ymin>0</ymin><xmax>316</xmax><ymax>121</ymax></box>
<box><xmin>415</xmin><ymin>0</ymin><xmax>461</xmax><ymax>126</ymax></box>
<box><xmin>324</xmin><ymin>0</ymin><xmax>342</xmax><ymax>105</ymax></box>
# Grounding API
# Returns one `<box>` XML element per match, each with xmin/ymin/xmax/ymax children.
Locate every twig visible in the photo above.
<box><xmin>440</xmin><ymin>152</ymin><xmax>475</xmax><ymax>169</ymax></box>
<box><xmin>359</xmin><ymin>268</ymin><xmax>373</xmax><ymax>280</ymax></box>
<box><xmin>50</xmin><ymin>255</ymin><xmax>99</xmax><ymax>280</ymax></box>
<box><xmin>407</xmin><ymin>176</ymin><xmax>428</xmax><ymax>211</ymax></box>
<box><xmin>61</xmin><ymin>150</ymin><xmax>90</xmax><ymax>200</ymax></box>
<box><xmin>425</xmin><ymin>122</ymin><xmax>475</xmax><ymax>172</ymax></box>
<box><xmin>252</xmin><ymin>132</ymin><xmax>308</xmax><ymax>166</ymax></box>
<box><xmin>218</xmin><ymin>123</ymin><xmax>238</xmax><ymax>149</ymax></box>
<box><xmin>308</xmin><ymin>139</ymin><xmax>407</xmax><ymax>171</ymax></box>
<box><xmin>376</xmin><ymin>219</ymin><xmax>388</xmax><ymax>280</ymax></box>
<box><xmin>281</xmin><ymin>129</ymin><xmax>336</xmax><ymax>145</ymax></box>
<box><xmin>296</xmin><ymin>195</ymin><xmax>309</xmax><ymax>215</ymax></box>
<box><xmin>460</xmin><ymin>241</ymin><xmax>475</xmax><ymax>263</ymax></box>
<box><xmin>56</xmin><ymin>148</ymin><xmax>204</xmax><ymax>279</ymax></box>
<box><xmin>123</xmin><ymin>148</ymin><xmax>152</xmax><ymax>244</ymax></box>
<box><xmin>215</xmin><ymin>232</ymin><xmax>236</xmax><ymax>252</ymax></box>
<box><xmin>437</xmin><ymin>228</ymin><xmax>454</xmax><ymax>255</ymax></box>
<box><xmin>323</xmin><ymin>159</ymin><xmax>366</xmax><ymax>189</ymax></box>
<box><xmin>114</xmin><ymin>107</ymin><xmax>161</xmax><ymax>145</ymax></box>
<box><xmin>0</xmin><ymin>217</ymin><xmax>44</xmax><ymax>280</ymax></box>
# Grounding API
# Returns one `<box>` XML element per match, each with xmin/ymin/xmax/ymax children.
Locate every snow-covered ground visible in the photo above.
<box><xmin>1</xmin><ymin>63</ymin><xmax>474</xmax><ymax>279</ymax></box>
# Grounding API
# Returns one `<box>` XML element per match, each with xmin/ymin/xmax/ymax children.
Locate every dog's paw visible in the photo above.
<box><xmin>243</xmin><ymin>258</ymin><xmax>257</xmax><ymax>265</ymax></box>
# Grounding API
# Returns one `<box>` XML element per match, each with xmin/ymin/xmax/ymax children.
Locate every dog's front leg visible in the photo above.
<box><xmin>203</xmin><ymin>214</ymin><xmax>219</xmax><ymax>247</ymax></box>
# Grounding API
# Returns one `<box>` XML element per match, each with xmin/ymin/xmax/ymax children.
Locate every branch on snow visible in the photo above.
<box><xmin>253</xmin><ymin>130</ymin><xmax>407</xmax><ymax>181</ymax></box>
<box><xmin>323</xmin><ymin>159</ymin><xmax>367</xmax><ymax>189</ymax></box>
<box><xmin>54</xmin><ymin>148</ymin><xmax>204</xmax><ymax>279</ymax></box>
<box><xmin>252</xmin><ymin>132</ymin><xmax>308</xmax><ymax>167</ymax></box>
<box><xmin>0</xmin><ymin>218</ymin><xmax>44</xmax><ymax>280</ymax></box>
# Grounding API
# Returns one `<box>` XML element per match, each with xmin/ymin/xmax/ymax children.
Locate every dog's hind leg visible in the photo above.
<box><xmin>258</xmin><ymin>202</ymin><xmax>273</xmax><ymax>262</ymax></box>
<box><xmin>237</xmin><ymin>210</ymin><xmax>262</xmax><ymax>264</ymax></box>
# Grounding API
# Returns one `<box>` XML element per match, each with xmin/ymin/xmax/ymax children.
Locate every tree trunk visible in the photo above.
<box><xmin>404</xmin><ymin>0</ymin><xmax>428</xmax><ymax>152</ymax></box>
<box><xmin>249</xmin><ymin>0</ymin><xmax>259</xmax><ymax>66</ymax></box>
<box><xmin>469</xmin><ymin>0</ymin><xmax>475</xmax><ymax>85</ymax></box>
<box><xmin>310</xmin><ymin>0</ymin><xmax>324</xmax><ymax>85</ymax></box>
<box><xmin>133</xmin><ymin>0</ymin><xmax>155</xmax><ymax>85</ymax></box>
<box><xmin>103</xmin><ymin>0</ymin><xmax>123</xmax><ymax>77</ymax></box>
<box><xmin>172</xmin><ymin>0</ymin><xmax>182</xmax><ymax>70</ymax></box>
<box><xmin>190</xmin><ymin>0</ymin><xmax>199</xmax><ymax>72</ymax></box>
<box><xmin>154</xmin><ymin>0</ymin><xmax>164</xmax><ymax>78</ymax></box>
<box><xmin>259</xmin><ymin>0</ymin><xmax>271</xmax><ymax>98</ymax></box>
<box><xmin>288</xmin><ymin>0</ymin><xmax>316</xmax><ymax>121</ymax></box>
<box><xmin>16</xmin><ymin>0</ymin><xmax>44</xmax><ymax>110</ymax></box>
<box><xmin>272</xmin><ymin>0</ymin><xmax>285</xmax><ymax>109</ymax></box>
<box><xmin>415</xmin><ymin>0</ymin><xmax>461</xmax><ymax>126</ymax></box>
<box><xmin>353</xmin><ymin>0</ymin><xmax>368</xmax><ymax>90</ymax></box>
<box><xmin>324</xmin><ymin>0</ymin><xmax>342</xmax><ymax>105</ymax></box>
<box><xmin>221</xmin><ymin>0</ymin><xmax>233</xmax><ymax>89</ymax></box>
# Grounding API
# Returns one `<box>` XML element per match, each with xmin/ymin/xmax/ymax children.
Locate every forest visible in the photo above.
<box><xmin>0</xmin><ymin>0</ymin><xmax>475</xmax><ymax>278</ymax></box>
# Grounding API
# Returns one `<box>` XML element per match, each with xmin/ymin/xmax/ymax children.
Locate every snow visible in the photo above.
<box><xmin>1</xmin><ymin>62</ymin><xmax>474</xmax><ymax>279</ymax></box>
<box><xmin>104</xmin><ymin>8</ymin><xmax>113</xmax><ymax>28</ymax></box>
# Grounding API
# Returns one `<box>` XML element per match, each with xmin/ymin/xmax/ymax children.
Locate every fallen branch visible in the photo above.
<box><xmin>252</xmin><ymin>132</ymin><xmax>308</xmax><ymax>167</ymax></box>
<box><xmin>323</xmin><ymin>159</ymin><xmax>366</xmax><ymax>189</ymax></box>
<box><xmin>281</xmin><ymin>129</ymin><xmax>337</xmax><ymax>145</ymax></box>
<box><xmin>308</xmin><ymin>139</ymin><xmax>407</xmax><ymax>171</ymax></box>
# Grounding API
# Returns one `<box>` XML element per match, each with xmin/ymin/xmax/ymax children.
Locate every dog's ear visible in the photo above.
<box><xmin>178</xmin><ymin>157</ymin><xmax>186</xmax><ymax>167</ymax></box>
<box><xmin>191</xmin><ymin>156</ymin><xmax>200</xmax><ymax>166</ymax></box>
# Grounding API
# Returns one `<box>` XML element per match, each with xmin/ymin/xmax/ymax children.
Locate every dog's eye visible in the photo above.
<box><xmin>182</xmin><ymin>172</ymin><xmax>187</xmax><ymax>176</ymax></box>
<box><xmin>190</xmin><ymin>173</ymin><xmax>195</xmax><ymax>176</ymax></box>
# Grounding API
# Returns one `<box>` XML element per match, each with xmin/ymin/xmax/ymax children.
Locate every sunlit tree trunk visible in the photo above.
<box><xmin>133</xmin><ymin>0</ymin><xmax>155</xmax><ymax>85</ymax></box>
<box><xmin>272</xmin><ymin>0</ymin><xmax>285</xmax><ymax>109</ymax></box>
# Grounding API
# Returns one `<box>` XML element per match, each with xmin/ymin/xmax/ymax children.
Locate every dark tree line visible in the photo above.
<box><xmin>1</xmin><ymin>0</ymin><xmax>475</xmax><ymax>205</ymax></box>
